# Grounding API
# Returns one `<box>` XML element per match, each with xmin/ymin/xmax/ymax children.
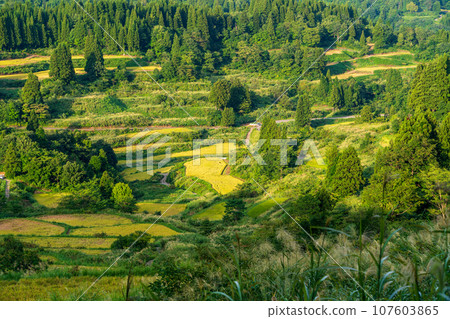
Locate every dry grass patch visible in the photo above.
<box><xmin>0</xmin><ymin>219</ymin><xmax>64</xmax><ymax>236</ymax></box>
<box><xmin>37</xmin><ymin>214</ymin><xmax>132</xmax><ymax>227</ymax></box>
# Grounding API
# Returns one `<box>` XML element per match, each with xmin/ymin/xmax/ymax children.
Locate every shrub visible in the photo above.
<box><xmin>0</xmin><ymin>236</ymin><xmax>42</xmax><ymax>273</ymax></box>
<box><xmin>111</xmin><ymin>231</ymin><xmax>151</xmax><ymax>252</ymax></box>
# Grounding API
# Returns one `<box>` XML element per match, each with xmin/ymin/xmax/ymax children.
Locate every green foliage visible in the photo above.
<box><xmin>420</xmin><ymin>166</ymin><xmax>450</xmax><ymax>218</ymax></box>
<box><xmin>223</xmin><ymin>198</ymin><xmax>245</xmax><ymax>224</ymax></box>
<box><xmin>359</xmin><ymin>105</ymin><xmax>374</xmax><ymax>123</ymax></box>
<box><xmin>220</xmin><ymin>108</ymin><xmax>235</xmax><ymax>127</ymax></box>
<box><xmin>0</xmin><ymin>236</ymin><xmax>41</xmax><ymax>273</ymax></box>
<box><xmin>408</xmin><ymin>55</ymin><xmax>450</xmax><ymax>118</ymax></box>
<box><xmin>210</xmin><ymin>79</ymin><xmax>231</xmax><ymax>110</ymax></box>
<box><xmin>325</xmin><ymin>145</ymin><xmax>340</xmax><ymax>185</ymax></box>
<box><xmin>112</xmin><ymin>182</ymin><xmax>136</xmax><ymax>213</ymax></box>
<box><xmin>111</xmin><ymin>232</ymin><xmax>151</xmax><ymax>253</ymax></box>
<box><xmin>49</xmin><ymin>43</ymin><xmax>75</xmax><ymax>84</ymax></box>
<box><xmin>391</xmin><ymin>110</ymin><xmax>439</xmax><ymax>175</ymax></box>
<box><xmin>84</xmin><ymin>33</ymin><xmax>105</xmax><ymax>80</ymax></box>
<box><xmin>289</xmin><ymin>186</ymin><xmax>335</xmax><ymax>233</ymax></box>
<box><xmin>99</xmin><ymin>171</ymin><xmax>115</xmax><ymax>198</ymax></box>
<box><xmin>88</xmin><ymin>95</ymin><xmax>127</xmax><ymax>115</ymax></box>
<box><xmin>210</xmin><ymin>79</ymin><xmax>252</xmax><ymax>114</ymax></box>
<box><xmin>3</xmin><ymin>142</ymin><xmax>21</xmax><ymax>178</ymax></box>
<box><xmin>438</xmin><ymin>113</ymin><xmax>450</xmax><ymax>167</ymax></box>
<box><xmin>330</xmin><ymin>146</ymin><xmax>364</xmax><ymax>197</ymax></box>
<box><xmin>295</xmin><ymin>95</ymin><xmax>312</xmax><ymax>128</ymax></box>
<box><xmin>373</xmin><ymin>20</ymin><xmax>394</xmax><ymax>49</ymax></box>
<box><xmin>21</xmin><ymin>73</ymin><xmax>42</xmax><ymax>105</ymax></box>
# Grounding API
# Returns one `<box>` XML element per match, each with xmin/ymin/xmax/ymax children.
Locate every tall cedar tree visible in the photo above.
<box><xmin>408</xmin><ymin>55</ymin><xmax>450</xmax><ymax>118</ymax></box>
<box><xmin>295</xmin><ymin>94</ymin><xmax>312</xmax><ymax>128</ymax></box>
<box><xmin>21</xmin><ymin>73</ymin><xmax>42</xmax><ymax>105</ymax></box>
<box><xmin>390</xmin><ymin>110</ymin><xmax>439</xmax><ymax>175</ymax></box>
<box><xmin>49</xmin><ymin>43</ymin><xmax>75</xmax><ymax>83</ymax></box>
<box><xmin>329</xmin><ymin>82</ymin><xmax>344</xmax><ymax>110</ymax></box>
<box><xmin>85</xmin><ymin>33</ymin><xmax>105</xmax><ymax>80</ymax></box>
<box><xmin>210</xmin><ymin>79</ymin><xmax>231</xmax><ymax>110</ymax></box>
<box><xmin>3</xmin><ymin>142</ymin><xmax>22</xmax><ymax>178</ymax></box>
<box><xmin>325</xmin><ymin>144</ymin><xmax>340</xmax><ymax>185</ymax></box>
<box><xmin>438</xmin><ymin>113</ymin><xmax>450</xmax><ymax>168</ymax></box>
<box><xmin>331</xmin><ymin>146</ymin><xmax>364</xmax><ymax>197</ymax></box>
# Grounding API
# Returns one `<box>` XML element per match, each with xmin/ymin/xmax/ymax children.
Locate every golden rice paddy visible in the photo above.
<box><xmin>70</xmin><ymin>224</ymin><xmax>179</xmax><ymax>237</ymax></box>
<box><xmin>0</xmin><ymin>219</ymin><xmax>64</xmax><ymax>236</ymax></box>
<box><xmin>37</xmin><ymin>214</ymin><xmax>132</xmax><ymax>227</ymax></box>
<box><xmin>184</xmin><ymin>157</ymin><xmax>243</xmax><ymax>195</ymax></box>
<box><xmin>19</xmin><ymin>236</ymin><xmax>116</xmax><ymax>249</ymax></box>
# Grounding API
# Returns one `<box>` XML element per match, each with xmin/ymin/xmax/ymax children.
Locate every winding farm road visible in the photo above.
<box><xmin>160</xmin><ymin>173</ymin><xmax>170</xmax><ymax>186</ymax></box>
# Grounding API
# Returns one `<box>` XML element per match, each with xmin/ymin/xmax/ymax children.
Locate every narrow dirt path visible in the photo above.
<box><xmin>245</xmin><ymin>126</ymin><xmax>254</xmax><ymax>145</ymax></box>
<box><xmin>160</xmin><ymin>173</ymin><xmax>170</xmax><ymax>186</ymax></box>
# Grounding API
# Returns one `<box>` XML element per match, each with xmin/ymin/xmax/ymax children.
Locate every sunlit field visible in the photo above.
<box><xmin>37</xmin><ymin>214</ymin><xmax>133</xmax><ymax>227</ymax></box>
<box><xmin>0</xmin><ymin>219</ymin><xmax>64</xmax><ymax>236</ymax></box>
<box><xmin>70</xmin><ymin>224</ymin><xmax>179</xmax><ymax>237</ymax></box>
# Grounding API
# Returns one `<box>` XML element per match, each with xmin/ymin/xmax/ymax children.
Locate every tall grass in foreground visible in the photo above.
<box><xmin>211</xmin><ymin>216</ymin><xmax>449</xmax><ymax>301</ymax></box>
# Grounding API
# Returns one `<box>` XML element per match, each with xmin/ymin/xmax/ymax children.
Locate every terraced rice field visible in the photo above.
<box><xmin>19</xmin><ymin>236</ymin><xmax>116</xmax><ymax>249</ymax></box>
<box><xmin>121</xmin><ymin>166</ymin><xmax>172</xmax><ymax>181</ymax></box>
<box><xmin>33</xmin><ymin>193</ymin><xmax>69</xmax><ymax>208</ymax></box>
<box><xmin>122</xmin><ymin>127</ymin><xmax>193</xmax><ymax>138</ymax></box>
<box><xmin>247</xmin><ymin>198</ymin><xmax>288</xmax><ymax>217</ymax></box>
<box><xmin>192</xmin><ymin>202</ymin><xmax>226</xmax><ymax>221</ymax></box>
<box><xmin>0</xmin><ymin>54</ymin><xmax>133</xmax><ymax>67</ymax></box>
<box><xmin>334</xmin><ymin>64</ymin><xmax>417</xmax><ymax>79</ymax></box>
<box><xmin>0</xmin><ymin>65</ymin><xmax>161</xmax><ymax>80</ymax></box>
<box><xmin>0</xmin><ymin>219</ymin><xmax>64</xmax><ymax>236</ymax></box>
<box><xmin>70</xmin><ymin>224</ymin><xmax>179</xmax><ymax>237</ymax></box>
<box><xmin>184</xmin><ymin>157</ymin><xmax>243</xmax><ymax>195</ymax></box>
<box><xmin>37</xmin><ymin>214</ymin><xmax>132</xmax><ymax>227</ymax></box>
<box><xmin>174</xmin><ymin>142</ymin><xmax>235</xmax><ymax>158</ymax></box>
<box><xmin>117</xmin><ymin>142</ymin><xmax>237</xmax><ymax>166</ymax></box>
<box><xmin>136</xmin><ymin>203</ymin><xmax>186</xmax><ymax>216</ymax></box>
<box><xmin>0</xmin><ymin>276</ymin><xmax>154</xmax><ymax>301</ymax></box>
